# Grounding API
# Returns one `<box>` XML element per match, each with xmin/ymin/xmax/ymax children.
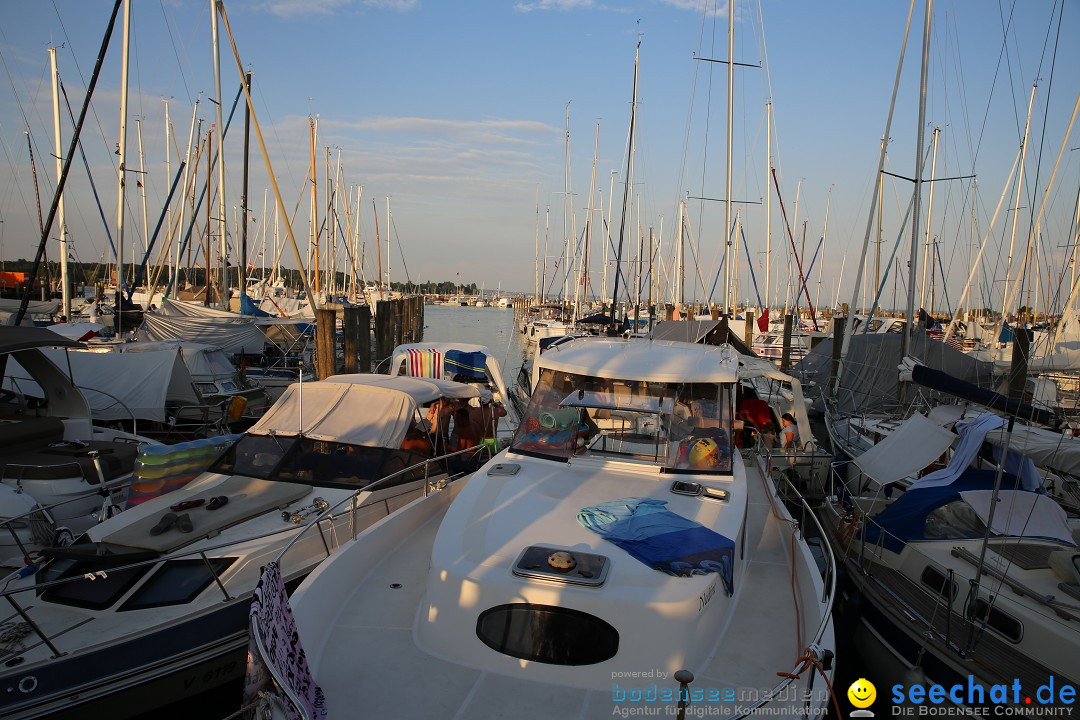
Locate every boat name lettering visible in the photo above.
<box><xmin>698</xmin><ymin>581</ymin><xmax>717</xmax><ymax>612</ymax></box>
<box><xmin>182</xmin><ymin>659</ymin><xmax>240</xmax><ymax>691</ymax></box>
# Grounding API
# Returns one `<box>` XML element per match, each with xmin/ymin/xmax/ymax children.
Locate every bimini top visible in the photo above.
<box><xmin>536</xmin><ymin>337</ymin><xmax>740</xmax><ymax>384</ymax></box>
<box><xmin>247</xmin><ymin>374</ymin><xmax>486</xmax><ymax>448</ymax></box>
<box><xmin>324</xmin><ymin>373</ymin><xmax>492</xmax><ymax>405</ymax></box>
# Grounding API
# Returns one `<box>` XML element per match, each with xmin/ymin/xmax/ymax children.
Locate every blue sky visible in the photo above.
<box><xmin>0</xmin><ymin>1</ymin><xmax>1077</xmax><ymax>314</ymax></box>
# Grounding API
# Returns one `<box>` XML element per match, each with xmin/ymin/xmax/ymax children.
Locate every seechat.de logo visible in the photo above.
<box><xmin>849</xmin><ymin>678</ymin><xmax>877</xmax><ymax>718</ymax></box>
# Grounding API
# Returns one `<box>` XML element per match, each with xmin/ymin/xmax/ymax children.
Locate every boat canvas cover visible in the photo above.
<box><xmin>324</xmin><ymin>374</ymin><xmax>491</xmax><ymax>404</ymax></box>
<box><xmin>539</xmin><ymin>338</ymin><xmax>740</xmax><ymax>384</ymax></box>
<box><xmin>851</xmin><ymin>413</ymin><xmax>957</xmax><ymax>486</ymax></box>
<box><xmin>958</xmin><ymin>490</ymin><xmax>1074</xmax><ymax>545</ymax></box>
<box><xmin>136</xmin><ymin>308</ymin><xmax>268</xmax><ymax>355</ymax></box>
<box><xmin>983</xmin><ymin>424</ymin><xmax>1080</xmax><ymax>476</ymax></box>
<box><xmin>37</xmin><ymin>347</ymin><xmax>198</xmax><ymax>422</ymax></box>
<box><xmin>796</xmin><ymin>334</ymin><xmax>996</xmax><ymax>416</ymax></box>
<box><xmin>863</xmin><ymin>469</ymin><xmax>1026</xmax><ymax>553</ymax></box>
<box><xmin>247</xmin><ymin>382</ymin><xmax>416</xmax><ymax>448</ymax></box>
<box><xmin>120</xmin><ymin>340</ymin><xmax>237</xmax><ymax>383</ymax></box>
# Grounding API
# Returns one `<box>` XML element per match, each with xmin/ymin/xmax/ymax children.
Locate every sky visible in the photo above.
<box><xmin>0</xmin><ymin>0</ymin><xmax>1077</xmax><ymax>315</ymax></box>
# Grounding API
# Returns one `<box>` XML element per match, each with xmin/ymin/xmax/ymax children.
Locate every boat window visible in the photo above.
<box><xmin>476</xmin><ymin>603</ymin><xmax>619</xmax><ymax>665</ymax></box>
<box><xmin>973</xmin><ymin>598</ymin><xmax>1022</xmax><ymax>642</ymax></box>
<box><xmin>40</xmin><ymin>558</ymin><xmax>151</xmax><ymax>610</ymax></box>
<box><xmin>510</xmin><ymin>369</ymin><xmax>732</xmax><ymax>474</ymax></box>
<box><xmin>211</xmin><ymin>433</ymin><xmax>300</xmax><ymax>479</ymax></box>
<box><xmin>919</xmin><ymin>565</ymin><xmax>957</xmax><ymax>601</ymax></box>
<box><xmin>195</xmin><ymin>382</ymin><xmax>219</xmax><ymax>395</ymax></box>
<box><xmin>119</xmin><ymin>558</ymin><xmax>237</xmax><ymax>611</ymax></box>
<box><xmin>866</xmin><ymin>318</ymin><xmax>884</xmax><ymax>333</ymax></box>
<box><xmin>923</xmin><ymin>500</ymin><xmax>987</xmax><ymax>540</ymax></box>
<box><xmin>219</xmin><ymin>380</ymin><xmax>238</xmax><ymax>392</ymax></box>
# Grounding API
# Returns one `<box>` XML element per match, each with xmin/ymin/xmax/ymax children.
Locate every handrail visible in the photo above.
<box><xmin>271</xmin><ymin>443</ymin><xmax>491</xmax><ymax>566</ymax></box>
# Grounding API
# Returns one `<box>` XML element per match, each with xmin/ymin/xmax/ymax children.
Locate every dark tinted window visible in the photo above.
<box><xmin>974</xmin><ymin>599</ymin><xmax>1022</xmax><ymax>642</ymax></box>
<box><xmin>476</xmin><ymin>603</ymin><xmax>619</xmax><ymax>665</ymax></box>
<box><xmin>920</xmin><ymin>566</ymin><xmax>957</xmax><ymax>600</ymax></box>
<box><xmin>41</xmin><ymin>560</ymin><xmax>150</xmax><ymax>610</ymax></box>
<box><xmin>120</xmin><ymin>558</ymin><xmax>237</xmax><ymax>611</ymax></box>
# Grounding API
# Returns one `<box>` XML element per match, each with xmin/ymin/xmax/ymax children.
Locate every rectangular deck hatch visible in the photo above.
<box><xmin>512</xmin><ymin>545</ymin><xmax>610</xmax><ymax>587</ymax></box>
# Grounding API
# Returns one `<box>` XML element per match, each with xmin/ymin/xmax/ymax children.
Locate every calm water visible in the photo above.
<box><xmin>419</xmin><ymin>303</ymin><xmax>527</xmax><ymax>387</ymax></box>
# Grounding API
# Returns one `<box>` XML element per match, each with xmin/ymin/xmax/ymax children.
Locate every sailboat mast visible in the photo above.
<box><xmin>610</xmin><ymin>38</ymin><xmax>640</xmax><ymax>329</ymax></box>
<box><xmin>210</xmin><ymin>0</ymin><xmax>228</xmax><ymax>308</ymax></box>
<box><xmin>310</xmin><ymin>117</ymin><xmax>319</xmax><ymax>296</ymax></box>
<box><xmin>765</xmin><ymin>101</ymin><xmax>772</xmax><ymax>319</ymax></box>
<box><xmin>115</xmin><ymin>0</ymin><xmax>132</xmax><ymax>332</ymax></box>
<box><xmin>722</xmin><ymin>0</ymin><xmax>734</xmax><ymax>316</ymax></box>
<box><xmin>241</xmin><ymin>70</ymin><xmax>252</xmax><ymax>290</ymax></box>
<box><xmin>901</xmin><ymin>0</ymin><xmax>933</xmax><ymax>363</ymax></box>
<box><xmin>49</xmin><ymin>47</ymin><xmax>70</xmax><ymax>320</ymax></box>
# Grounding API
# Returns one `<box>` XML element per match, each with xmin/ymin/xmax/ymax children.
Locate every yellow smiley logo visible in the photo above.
<box><xmin>848</xmin><ymin>678</ymin><xmax>876</xmax><ymax>709</ymax></box>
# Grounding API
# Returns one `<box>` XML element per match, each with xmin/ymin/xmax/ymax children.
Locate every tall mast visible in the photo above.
<box><xmin>534</xmin><ymin>186</ymin><xmax>540</xmax><ymax>303</ymax></box>
<box><xmin>310</xmin><ymin>117</ymin><xmax>319</xmax><ymax>296</ymax></box>
<box><xmin>162</xmin><ymin>98</ymin><xmax>171</xmax><ymax>292</ymax></box>
<box><xmin>49</xmin><ymin>47</ymin><xmax>70</xmax><ymax>320</ymax></box>
<box><xmin>722</xmin><ymin>0</ymin><xmax>734</xmax><ymax>316</ymax></box>
<box><xmin>919</xmin><ymin>125</ymin><xmax>940</xmax><ymax>312</ymax></box>
<box><xmin>210</xmin><ymin>0</ymin><xmax>228</xmax><ymax>308</ymax></box>
<box><xmin>610</xmin><ymin>37</ymin><xmax>640</xmax><ymax>329</ymax></box>
<box><xmin>764</xmin><ymin>101</ymin><xmax>772</xmax><ymax>318</ymax></box>
<box><xmin>241</xmin><ymin>70</ymin><xmax>252</xmax><ymax>292</ymax></box>
<box><xmin>115</xmin><ymin>0</ymin><xmax>132</xmax><ymax>332</ymax></box>
<box><xmin>901</xmin><ymin>0</ymin><xmax>933</xmax><ymax>363</ymax></box>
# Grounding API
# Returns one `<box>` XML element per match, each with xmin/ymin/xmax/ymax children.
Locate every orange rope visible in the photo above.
<box><xmin>777</xmin><ymin>648</ymin><xmax>842</xmax><ymax>720</ymax></box>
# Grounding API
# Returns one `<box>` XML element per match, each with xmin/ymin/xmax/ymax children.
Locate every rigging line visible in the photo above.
<box><xmin>1019</xmin><ymin>0</ymin><xmax>1064</xmax><ymax>301</ymax></box>
<box><xmin>390</xmin><ymin>216</ymin><xmax>412</xmax><ymax>287</ymax></box>
<box><xmin>59</xmin><ymin>79</ymin><xmax>117</xmax><ymax>261</ymax></box>
<box><xmin>17</xmin><ymin>0</ymin><xmax>124</xmax><ymax>327</ymax></box>
<box><xmin>157</xmin><ymin>0</ymin><xmax>194</xmax><ymax>104</ymax></box>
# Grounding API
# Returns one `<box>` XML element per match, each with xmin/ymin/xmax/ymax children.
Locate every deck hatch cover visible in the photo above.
<box><xmin>512</xmin><ymin>545</ymin><xmax>609</xmax><ymax>587</ymax></box>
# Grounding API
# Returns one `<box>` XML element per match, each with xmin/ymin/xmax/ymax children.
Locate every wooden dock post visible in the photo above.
<box><xmin>358</xmin><ymin>305</ymin><xmax>372</xmax><ymax>372</ymax></box>
<box><xmin>342</xmin><ymin>306</ymin><xmax>361</xmax><ymax>374</ymax></box>
<box><xmin>1007</xmin><ymin>327</ymin><xmax>1032</xmax><ymax>403</ymax></box>
<box><xmin>744</xmin><ymin>309</ymin><xmax>755</xmax><ymax>347</ymax></box>
<box><xmin>375</xmin><ymin>300</ymin><xmax>392</xmax><ymax>370</ymax></box>
<box><xmin>315</xmin><ymin>307</ymin><xmax>337</xmax><ymax>380</ymax></box>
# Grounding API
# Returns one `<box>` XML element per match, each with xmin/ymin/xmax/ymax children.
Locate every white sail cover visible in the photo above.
<box><xmin>247</xmin><ymin>382</ymin><xmax>417</xmax><ymax>448</ymax></box>
<box><xmin>983</xmin><ymin>424</ymin><xmax>1080</xmax><ymax>477</ymax></box>
<box><xmin>851</xmin><ymin>413</ymin><xmax>957</xmax><ymax>486</ymax></box>
<box><xmin>959</xmin><ymin>490</ymin><xmax>1075</xmax><ymax>545</ymax></box>
<box><xmin>136</xmin><ymin>309</ymin><xmax>268</xmax><ymax>355</ymax></box>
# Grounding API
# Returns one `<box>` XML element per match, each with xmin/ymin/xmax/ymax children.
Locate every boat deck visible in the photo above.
<box><xmin>304</xmin><ymin>458</ymin><xmax>832</xmax><ymax>719</ymax></box>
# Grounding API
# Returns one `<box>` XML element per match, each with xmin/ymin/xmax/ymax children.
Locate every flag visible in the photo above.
<box><xmin>757</xmin><ymin>308</ymin><xmax>769</xmax><ymax>332</ymax></box>
<box><xmin>136</xmin><ymin>180</ymin><xmax>143</xmax><ymax>188</ymax></box>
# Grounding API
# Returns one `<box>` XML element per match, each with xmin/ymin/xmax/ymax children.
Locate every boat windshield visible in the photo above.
<box><xmin>210</xmin><ymin>433</ymin><xmax>438</xmax><ymax>487</ymax></box>
<box><xmin>510</xmin><ymin>369</ymin><xmax>733</xmax><ymax>474</ymax></box>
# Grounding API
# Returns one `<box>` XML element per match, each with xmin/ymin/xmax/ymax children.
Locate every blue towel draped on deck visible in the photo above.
<box><xmin>577</xmin><ymin>497</ymin><xmax>734</xmax><ymax>595</ymax></box>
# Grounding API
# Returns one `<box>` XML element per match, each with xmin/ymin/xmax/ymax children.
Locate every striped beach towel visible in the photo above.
<box><xmin>444</xmin><ymin>349</ymin><xmax>487</xmax><ymax>379</ymax></box>
<box><xmin>405</xmin><ymin>348</ymin><xmax>443</xmax><ymax>378</ymax></box>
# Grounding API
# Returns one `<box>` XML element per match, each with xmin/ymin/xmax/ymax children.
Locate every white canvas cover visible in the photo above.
<box><xmin>119</xmin><ymin>340</ymin><xmax>237</xmax><ymax>382</ymax></box>
<box><xmin>247</xmin><ymin>382</ymin><xmax>416</xmax><ymax>447</ymax></box>
<box><xmin>37</xmin><ymin>347</ymin><xmax>199</xmax><ymax>422</ymax></box>
<box><xmin>136</xmin><ymin>310</ymin><xmax>268</xmax><ymax>355</ymax></box>
<box><xmin>959</xmin><ymin>490</ymin><xmax>1075</xmax><ymax>545</ymax></box>
<box><xmin>983</xmin><ymin>424</ymin><xmax>1080</xmax><ymax>477</ymax></box>
<box><xmin>851</xmin><ymin>413</ymin><xmax>957</xmax><ymax>486</ymax></box>
<box><xmin>537</xmin><ymin>337</ymin><xmax>740</xmax><ymax>384</ymax></box>
<box><xmin>324</xmin><ymin>373</ymin><xmax>491</xmax><ymax>404</ymax></box>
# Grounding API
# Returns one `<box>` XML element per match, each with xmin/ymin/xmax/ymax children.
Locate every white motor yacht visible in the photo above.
<box><xmin>250</xmin><ymin>337</ymin><xmax>836</xmax><ymax>719</ymax></box>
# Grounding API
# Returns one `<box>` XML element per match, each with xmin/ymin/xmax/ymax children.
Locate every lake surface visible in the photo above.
<box><xmin>418</xmin><ymin>303</ymin><xmax>526</xmax><ymax>387</ymax></box>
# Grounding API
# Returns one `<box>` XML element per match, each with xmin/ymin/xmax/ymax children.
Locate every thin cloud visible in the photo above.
<box><xmin>513</xmin><ymin>0</ymin><xmax>594</xmax><ymax>13</ymax></box>
<box><xmin>263</xmin><ymin>0</ymin><xmax>417</xmax><ymax>19</ymax></box>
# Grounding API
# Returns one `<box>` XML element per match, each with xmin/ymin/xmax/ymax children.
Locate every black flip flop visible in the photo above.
<box><xmin>207</xmin><ymin>496</ymin><xmax>230</xmax><ymax>511</ymax></box>
<box><xmin>176</xmin><ymin>514</ymin><xmax>194</xmax><ymax>533</ymax></box>
<box><xmin>170</xmin><ymin>498</ymin><xmax>206</xmax><ymax>511</ymax></box>
<box><xmin>150</xmin><ymin>512</ymin><xmax>178</xmax><ymax>536</ymax></box>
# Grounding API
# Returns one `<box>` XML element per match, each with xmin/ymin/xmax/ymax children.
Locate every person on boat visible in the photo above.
<box><xmin>759</xmin><ymin>421</ymin><xmax>779</xmax><ymax>449</ymax></box>
<box><xmin>779</xmin><ymin>413</ymin><xmax>799</xmax><ymax>449</ymax></box>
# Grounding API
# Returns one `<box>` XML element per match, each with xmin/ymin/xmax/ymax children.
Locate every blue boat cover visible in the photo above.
<box><xmin>863</xmin><ymin>469</ymin><xmax>1024</xmax><ymax>553</ymax></box>
<box><xmin>577</xmin><ymin>497</ymin><xmax>734</xmax><ymax>595</ymax></box>
<box><xmin>445</xmin><ymin>349</ymin><xmax>487</xmax><ymax>379</ymax></box>
<box><xmin>239</xmin><ymin>292</ymin><xmax>274</xmax><ymax>317</ymax></box>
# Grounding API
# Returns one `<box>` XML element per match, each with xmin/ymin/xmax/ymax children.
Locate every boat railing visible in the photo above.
<box><xmin>271</xmin><ymin>442</ymin><xmax>493</xmax><ymax>567</ymax></box>
<box><xmin>736</xmin><ymin>453</ymin><xmax>838</xmax><ymax>719</ymax></box>
<box><xmin>0</xmin><ymin>445</ymin><xmax>492</xmax><ymax>664</ymax></box>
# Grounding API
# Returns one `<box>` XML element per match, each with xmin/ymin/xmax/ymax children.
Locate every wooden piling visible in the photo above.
<box><xmin>744</xmin><ymin>310</ymin><xmax>755</xmax><ymax>347</ymax></box>
<box><xmin>342</xmin><ymin>306</ymin><xmax>361</xmax><ymax>374</ymax></box>
<box><xmin>781</xmin><ymin>314</ymin><xmax>794</xmax><ymax>372</ymax></box>
<box><xmin>375</xmin><ymin>300</ymin><xmax>392</xmax><ymax>369</ymax></box>
<box><xmin>1007</xmin><ymin>327</ymin><xmax>1032</xmax><ymax>403</ymax></box>
<box><xmin>315</xmin><ymin>307</ymin><xmax>337</xmax><ymax>380</ymax></box>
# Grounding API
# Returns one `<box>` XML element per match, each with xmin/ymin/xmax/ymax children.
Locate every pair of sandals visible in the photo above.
<box><xmin>169</xmin><ymin>495</ymin><xmax>230</xmax><ymax>512</ymax></box>
<box><xmin>152</xmin><ymin>495</ymin><xmax>230</xmax><ymax>536</ymax></box>
<box><xmin>150</xmin><ymin>512</ymin><xmax>193</xmax><ymax>536</ymax></box>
